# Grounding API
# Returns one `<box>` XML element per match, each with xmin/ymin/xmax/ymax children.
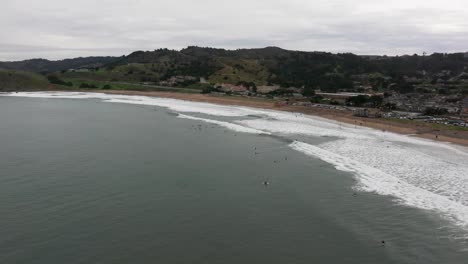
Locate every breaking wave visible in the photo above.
<box><xmin>177</xmin><ymin>114</ymin><xmax>270</xmax><ymax>135</ymax></box>
<box><xmin>290</xmin><ymin>141</ymin><xmax>468</xmax><ymax>228</ymax></box>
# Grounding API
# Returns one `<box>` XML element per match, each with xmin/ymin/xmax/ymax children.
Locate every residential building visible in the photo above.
<box><xmin>218</xmin><ymin>83</ymin><xmax>248</xmax><ymax>94</ymax></box>
<box><xmin>257</xmin><ymin>85</ymin><xmax>280</xmax><ymax>94</ymax></box>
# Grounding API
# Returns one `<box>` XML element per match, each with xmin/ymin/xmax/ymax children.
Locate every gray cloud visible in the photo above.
<box><xmin>1</xmin><ymin>0</ymin><xmax>468</xmax><ymax>60</ymax></box>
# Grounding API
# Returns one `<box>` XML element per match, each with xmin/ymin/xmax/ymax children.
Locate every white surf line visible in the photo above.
<box><xmin>177</xmin><ymin>114</ymin><xmax>270</xmax><ymax>135</ymax></box>
<box><xmin>2</xmin><ymin>92</ymin><xmax>254</xmax><ymax>117</ymax></box>
<box><xmin>290</xmin><ymin>141</ymin><xmax>468</xmax><ymax>228</ymax></box>
<box><xmin>4</xmin><ymin>92</ymin><xmax>467</xmax><ymax>151</ymax></box>
<box><xmin>238</xmin><ymin>111</ymin><xmax>468</xmax><ymax>154</ymax></box>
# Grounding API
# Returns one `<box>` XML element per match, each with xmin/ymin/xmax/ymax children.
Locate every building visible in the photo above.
<box><xmin>159</xmin><ymin>75</ymin><xmax>197</xmax><ymax>86</ymax></box>
<box><xmin>217</xmin><ymin>83</ymin><xmax>248</xmax><ymax>94</ymax></box>
<box><xmin>315</xmin><ymin>91</ymin><xmax>383</xmax><ymax>103</ymax></box>
<box><xmin>68</xmin><ymin>68</ymin><xmax>90</xmax><ymax>73</ymax></box>
<box><xmin>353</xmin><ymin>108</ymin><xmax>369</xmax><ymax>117</ymax></box>
<box><xmin>257</xmin><ymin>85</ymin><xmax>280</xmax><ymax>94</ymax></box>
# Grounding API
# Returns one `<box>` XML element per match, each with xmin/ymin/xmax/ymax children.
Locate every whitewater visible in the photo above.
<box><xmin>4</xmin><ymin>91</ymin><xmax>468</xmax><ymax>229</ymax></box>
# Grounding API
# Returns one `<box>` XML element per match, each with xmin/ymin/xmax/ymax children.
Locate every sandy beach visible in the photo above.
<box><xmin>79</xmin><ymin>89</ymin><xmax>468</xmax><ymax>147</ymax></box>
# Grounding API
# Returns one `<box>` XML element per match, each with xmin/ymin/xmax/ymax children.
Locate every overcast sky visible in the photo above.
<box><xmin>1</xmin><ymin>0</ymin><xmax>468</xmax><ymax>61</ymax></box>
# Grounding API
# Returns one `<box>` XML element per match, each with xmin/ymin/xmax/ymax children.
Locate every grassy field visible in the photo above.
<box><xmin>0</xmin><ymin>68</ymin><xmax>203</xmax><ymax>94</ymax></box>
<box><xmin>61</xmin><ymin>77</ymin><xmax>200</xmax><ymax>93</ymax></box>
<box><xmin>0</xmin><ymin>70</ymin><xmax>49</xmax><ymax>91</ymax></box>
<box><xmin>208</xmin><ymin>58</ymin><xmax>270</xmax><ymax>85</ymax></box>
<box><xmin>58</xmin><ymin>63</ymin><xmax>165</xmax><ymax>84</ymax></box>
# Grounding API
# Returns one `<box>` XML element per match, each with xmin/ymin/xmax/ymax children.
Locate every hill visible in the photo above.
<box><xmin>0</xmin><ymin>70</ymin><xmax>50</xmax><ymax>91</ymax></box>
<box><xmin>1</xmin><ymin>47</ymin><xmax>468</xmax><ymax>97</ymax></box>
<box><xmin>0</xmin><ymin>57</ymin><xmax>118</xmax><ymax>73</ymax></box>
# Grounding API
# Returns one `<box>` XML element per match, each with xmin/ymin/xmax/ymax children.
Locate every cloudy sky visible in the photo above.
<box><xmin>1</xmin><ymin>0</ymin><xmax>467</xmax><ymax>60</ymax></box>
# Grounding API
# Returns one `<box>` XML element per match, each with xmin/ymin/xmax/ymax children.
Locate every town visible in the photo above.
<box><xmin>151</xmin><ymin>71</ymin><xmax>468</xmax><ymax>128</ymax></box>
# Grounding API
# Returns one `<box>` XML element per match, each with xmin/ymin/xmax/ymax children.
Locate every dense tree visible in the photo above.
<box><xmin>46</xmin><ymin>75</ymin><xmax>72</xmax><ymax>86</ymax></box>
<box><xmin>346</xmin><ymin>95</ymin><xmax>369</xmax><ymax>107</ymax></box>
<box><xmin>369</xmin><ymin>95</ymin><xmax>384</xmax><ymax>107</ymax></box>
<box><xmin>79</xmin><ymin>83</ymin><xmax>97</xmax><ymax>89</ymax></box>
<box><xmin>424</xmin><ymin>107</ymin><xmax>449</xmax><ymax>116</ymax></box>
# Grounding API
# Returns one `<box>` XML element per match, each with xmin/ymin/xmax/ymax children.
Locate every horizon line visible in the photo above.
<box><xmin>2</xmin><ymin>45</ymin><xmax>468</xmax><ymax>62</ymax></box>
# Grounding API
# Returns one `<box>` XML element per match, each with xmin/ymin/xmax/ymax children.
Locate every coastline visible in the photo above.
<box><xmin>89</xmin><ymin>89</ymin><xmax>468</xmax><ymax>147</ymax></box>
<box><xmin>12</xmin><ymin>89</ymin><xmax>468</xmax><ymax>147</ymax></box>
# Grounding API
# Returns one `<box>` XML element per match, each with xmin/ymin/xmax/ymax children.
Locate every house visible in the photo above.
<box><xmin>444</xmin><ymin>106</ymin><xmax>460</xmax><ymax>114</ymax></box>
<box><xmin>68</xmin><ymin>68</ymin><xmax>90</xmax><ymax>73</ymax></box>
<box><xmin>230</xmin><ymin>85</ymin><xmax>248</xmax><ymax>94</ymax></box>
<box><xmin>159</xmin><ymin>76</ymin><xmax>197</xmax><ymax>86</ymax></box>
<box><xmin>315</xmin><ymin>91</ymin><xmax>383</xmax><ymax>104</ymax></box>
<box><xmin>218</xmin><ymin>83</ymin><xmax>248</xmax><ymax>94</ymax></box>
<box><xmin>286</xmin><ymin>87</ymin><xmax>304</xmax><ymax>94</ymax></box>
<box><xmin>353</xmin><ymin>108</ymin><xmax>369</xmax><ymax>117</ymax></box>
<box><xmin>257</xmin><ymin>85</ymin><xmax>280</xmax><ymax>94</ymax></box>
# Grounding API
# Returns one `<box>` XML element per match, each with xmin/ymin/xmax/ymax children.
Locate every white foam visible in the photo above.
<box><xmin>238</xmin><ymin>111</ymin><xmax>468</xmax><ymax>227</ymax></box>
<box><xmin>106</xmin><ymin>97</ymin><xmax>255</xmax><ymax>117</ymax></box>
<box><xmin>3</xmin><ymin>92</ymin><xmax>255</xmax><ymax>117</ymax></box>
<box><xmin>290</xmin><ymin>141</ymin><xmax>468</xmax><ymax>228</ymax></box>
<box><xmin>177</xmin><ymin>114</ymin><xmax>270</xmax><ymax>135</ymax></box>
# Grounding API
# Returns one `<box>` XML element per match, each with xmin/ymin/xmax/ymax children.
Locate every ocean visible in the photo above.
<box><xmin>1</xmin><ymin>92</ymin><xmax>468</xmax><ymax>263</ymax></box>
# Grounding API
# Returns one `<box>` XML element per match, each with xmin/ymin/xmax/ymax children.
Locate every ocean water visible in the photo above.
<box><xmin>1</xmin><ymin>92</ymin><xmax>468</xmax><ymax>263</ymax></box>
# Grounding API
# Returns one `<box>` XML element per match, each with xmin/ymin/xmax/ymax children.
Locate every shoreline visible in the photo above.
<box><xmin>13</xmin><ymin>89</ymin><xmax>468</xmax><ymax>147</ymax></box>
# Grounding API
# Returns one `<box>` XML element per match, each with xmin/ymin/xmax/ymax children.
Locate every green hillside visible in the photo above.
<box><xmin>0</xmin><ymin>70</ymin><xmax>50</xmax><ymax>91</ymax></box>
<box><xmin>0</xmin><ymin>57</ymin><xmax>118</xmax><ymax>73</ymax></box>
<box><xmin>2</xmin><ymin>46</ymin><xmax>468</xmax><ymax>97</ymax></box>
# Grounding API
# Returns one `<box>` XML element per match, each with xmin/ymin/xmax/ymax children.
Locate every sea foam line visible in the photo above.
<box><xmin>2</xmin><ymin>92</ymin><xmax>254</xmax><ymax>117</ymax></box>
<box><xmin>5</xmin><ymin>92</ymin><xmax>467</xmax><ymax>151</ymax></box>
<box><xmin>177</xmin><ymin>114</ymin><xmax>270</xmax><ymax>135</ymax></box>
<box><xmin>290</xmin><ymin>141</ymin><xmax>468</xmax><ymax>228</ymax></box>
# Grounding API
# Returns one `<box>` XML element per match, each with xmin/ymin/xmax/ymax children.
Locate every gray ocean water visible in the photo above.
<box><xmin>0</xmin><ymin>97</ymin><xmax>467</xmax><ymax>264</ymax></box>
